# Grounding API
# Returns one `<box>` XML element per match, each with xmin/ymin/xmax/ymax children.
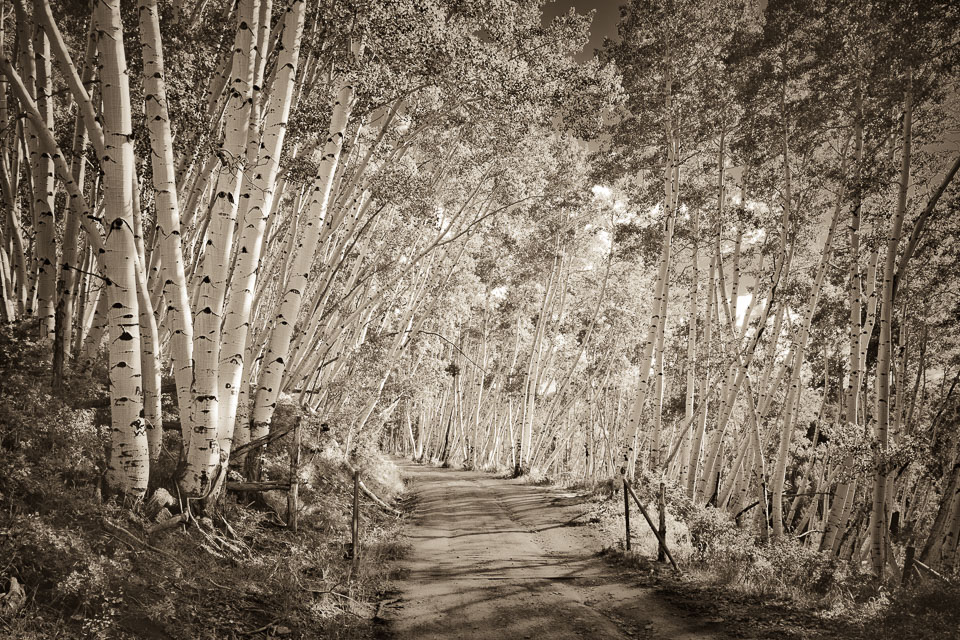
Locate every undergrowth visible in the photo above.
<box><xmin>0</xmin><ymin>322</ymin><xmax>407</xmax><ymax>639</ymax></box>
<box><xmin>535</xmin><ymin>463</ymin><xmax>960</xmax><ymax>639</ymax></box>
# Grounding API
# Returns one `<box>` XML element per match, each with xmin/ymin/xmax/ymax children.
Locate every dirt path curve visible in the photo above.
<box><xmin>379</xmin><ymin>462</ymin><xmax>728</xmax><ymax>640</ymax></box>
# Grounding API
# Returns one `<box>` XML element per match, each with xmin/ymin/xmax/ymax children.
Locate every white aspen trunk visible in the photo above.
<box><xmin>56</xmin><ymin>25</ymin><xmax>94</xmax><ymax>361</ymax></box>
<box><xmin>136</xmin><ymin>252</ymin><xmax>163</xmax><ymax>461</ymax></box>
<box><xmin>623</xmin><ymin>50</ymin><xmax>677</xmax><ymax>481</ymax></box>
<box><xmin>533</xmin><ymin>269</ymin><xmax>564</xmax><ymax>464</ymax></box>
<box><xmin>871</xmin><ymin>86</ymin><xmax>912</xmax><ymax>576</ymax></box>
<box><xmin>129</xmin><ymin>182</ymin><xmax>163</xmax><ymax>462</ymax></box>
<box><xmin>687</xmin><ymin>254</ymin><xmax>715</xmax><ymax>497</ymax></box>
<box><xmin>251</xmin><ymin>68</ymin><xmax>359</xmax><ymax>440</ymax></box>
<box><xmin>680</xmin><ymin>210</ymin><xmax>699</xmax><ymax>489</ymax></box>
<box><xmin>624</xmin><ymin>190</ymin><xmax>675</xmax><ymax>479</ymax></box>
<box><xmin>31</xmin><ymin>16</ymin><xmax>56</xmax><ymax>340</ymax></box>
<box><xmin>0</xmin><ymin>184</ymin><xmax>27</xmax><ymax>319</ymax></box>
<box><xmin>744</xmin><ymin>382</ymin><xmax>769</xmax><ymax>539</ymax></box>
<box><xmin>72</xmin><ymin>245</ymin><xmax>93</xmax><ymax>354</ymax></box>
<box><xmin>696</xmin><ymin>134</ymin><xmax>742</xmax><ymax>502</ymax></box>
<box><xmin>218</xmin><ymin>0</ymin><xmax>305</xmax><ymax>457</ymax></box>
<box><xmin>34</xmin><ymin>1</ymin><xmax>101</xmax><ymax>361</ymax></box>
<box><xmin>822</xmin><ymin>116</ymin><xmax>866</xmax><ymax>551</ymax></box>
<box><xmin>540</xmin><ymin>259</ymin><xmax>610</xmax><ymax>440</ymax></box>
<box><xmin>181</xmin><ymin>0</ymin><xmax>260</xmax><ymax>497</ymax></box>
<box><xmin>81</xmin><ymin>288</ymin><xmax>109</xmax><ymax>361</ymax></box>
<box><xmin>939</xmin><ymin>490</ymin><xmax>960</xmax><ymax>571</ymax></box>
<box><xmin>96</xmin><ymin>0</ymin><xmax>148</xmax><ymax>498</ymax></box>
<box><xmin>649</xmin><ymin>232</ymin><xmax>672</xmax><ymax>472</ymax></box>
<box><xmin>516</xmin><ymin>253</ymin><xmax>559</xmax><ymax>473</ymax></box>
<box><xmin>0</xmin><ymin>7</ymin><xmax>16</xmax><ymax>320</ymax></box>
<box><xmin>349</xmin><ymin>278</ymin><xmax>427</xmax><ymax>441</ymax></box>
<box><xmin>0</xmin><ymin>60</ymin><xmax>105</xmax><ymax>262</ymax></box>
<box><xmin>699</xmin><ymin>210</ymin><xmax>793</xmax><ymax>504</ymax></box>
<box><xmin>138</xmin><ymin>0</ymin><xmax>194</xmax><ymax>442</ymax></box>
<box><xmin>769</xmin><ymin>153</ymin><xmax>846</xmax><ymax>536</ymax></box>
<box><xmin>280</xmin><ymin>189</ymin><xmax>372</xmax><ymax>392</ymax></box>
<box><xmin>718</xmin><ymin>430</ymin><xmax>750</xmax><ymax>510</ymax></box>
<box><xmin>13</xmin><ymin>3</ymin><xmax>38</xmax><ymax>321</ymax></box>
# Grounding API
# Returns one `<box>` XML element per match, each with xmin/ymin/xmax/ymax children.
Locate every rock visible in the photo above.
<box><xmin>274</xmin><ymin>625</ymin><xmax>292</xmax><ymax>635</ymax></box>
<box><xmin>144</xmin><ymin>488</ymin><xmax>175</xmax><ymax>520</ymax></box>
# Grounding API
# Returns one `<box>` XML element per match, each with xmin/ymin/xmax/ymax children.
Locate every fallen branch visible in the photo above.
<box><xmin>344</xmin><ymin>462</ymin><xmax>401</xmax><ymax>516</ymax></box>
<box><xmin>358</xmin><ymin>479</ymin><xmax>401</xmax><ymax>516</ymax></box>
<box><xmin>374</xmin><ymin>597</ymin><xmax>401</xmax><ymax>619</ymax></box>
<box><xmin>237</xmin><ymin>621</ymin><xmax>277</xmax><ymax>636</ymax></box>
<box><xmin>226</xmin><ymin>481</ymin><xmax>291</xmax><ymax>492</ymax></box>
<box><xmin>102</xmin><ymin>519</ymin><xmax>188</xmax><ymax>570</ymax></box>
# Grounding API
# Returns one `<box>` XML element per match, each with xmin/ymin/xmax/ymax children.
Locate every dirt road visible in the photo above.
<box><xmin>379</xmin><ymin>462</ymin><xmax>728</xmax><ymax>640</ymax></box>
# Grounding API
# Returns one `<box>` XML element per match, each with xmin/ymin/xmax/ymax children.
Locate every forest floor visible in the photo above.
<box><xmin>374</xmin><ymin>461</ymin><xmax>905</xmax><ymax>640</ymax></box>
<box><xmin>376</xmin><ymin>462</ymin><xmax>729</xmax><ymax>640</ymax></box>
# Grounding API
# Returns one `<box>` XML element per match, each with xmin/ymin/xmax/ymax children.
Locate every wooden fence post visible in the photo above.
<box><xmin>287</xmin><ymin>418</ymin><xmax>301</xmax><ymax>532</ymax></box>
<box><xmin>658</xmin><ymin>481</ymin><xmax>666</xmax><ymax>562</ymax></box>
<box><xmin>352</xmin><ymin>470</ymin><xmax>360</xmax><ymax>560</ymax></box>
<box><xmin>901</xmin><ymin>546</ymin><xmax>915</xmax><ymax>587</ymax></box>
<box><xmin>624</xmin><ymin>479</ymin><xmax>631</xmax><ymax>551</ymax></box>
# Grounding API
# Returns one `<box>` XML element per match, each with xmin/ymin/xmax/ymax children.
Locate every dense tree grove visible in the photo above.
<box><xmin>2</xmin><ymin>0</ymin><xmax>960</xmax><ymax>598</ymax></box>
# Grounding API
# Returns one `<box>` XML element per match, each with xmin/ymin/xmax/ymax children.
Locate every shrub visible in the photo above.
<box><xmin>686</xmin><ymin>505</ymin><xmax>754</xmax><ymax>563</ymax></box>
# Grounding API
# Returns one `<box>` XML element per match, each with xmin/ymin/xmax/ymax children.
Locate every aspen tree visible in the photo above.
<box><xmin>53</xmin><ymin>24</ymin><xmax>96</xmax><ymax>369</ymax></box>
<box><xmin>251</xmin><ymin>42</ymin><xmax>362</xmax><ymax>442</ymax></box>
<box><xmin>870</xmin><ymin>84</ymin><xmax>912</xmax><ymax>576</ymax></box>
<box><xmin>649</xmin><ymin>244</ymin><xmax>671</xmax><ymax>470</ymax></box>
<box><xmin>768</xmin><ymin>149</ymin><xmax>847</xmax><ymax>536</ymax></box>
<box><xmin>614</xmin><ymin>18</ymin><xmax>693</xmax><ymax>479</ymax></box>
<box><xmin>679</xmin><ymin>209</ymin><xmax>699</xmax><ymax>489</ymax></box>
<box><xmin>516</xmin><ymin>252</ymin><xmax>560</xmax><ymax>473</ymax></box>
<box><xmin>687</xmin><ymin>253</ymin><xmax>715</xmax><ymax>497</ymax></box>
<box><xmin>138</xmin><ymin>0</ymin><xmax>194</xmax><ymax>441</ymax></box>
<box><xmin>821</xmin><ymin>102</ymin><xmax>866</xmax><ymax>551</ymax></box>
<box><xmin>181</xmin><ymin>0</ymin><xmax>260</xmax><ymax>497</ymax></box>
<box><xmin>697</xmin><ymin>189</ymin><xmax>792</xmax><ymax>504</ymax></box>
<box><xmin>218</xmin><ymin>0</ymin><xmax>306</xmax><ymax>458</ymax></box>
<box><xmin>96</xmin><ymin>0</ymin><xmax>149</xmax><ymax>497</ymax></box>
<box><xmin>0</xmin><ymin>49</ymin><xmax>109</xmax><ymax>294</ymax></box>
<box><xmin>539</xmin><ymin>258</ymin><xmax>610</xmax><ymax>446</ymax></box>
<box><xmin>31</xmin><ymin>12</ymin><xmax>56</xmax><ymax>340</ymax></box>
<box><xmin>12</xmin><ymin>1</ymin><xmax>39</xmax><ymax>320</ymax></box>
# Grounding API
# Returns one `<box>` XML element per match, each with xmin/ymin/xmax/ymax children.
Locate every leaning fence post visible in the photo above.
<box><xmin>624</xmin><ymin>479</ymin><xmax>631</xmax><ymax>551</ymax></box>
